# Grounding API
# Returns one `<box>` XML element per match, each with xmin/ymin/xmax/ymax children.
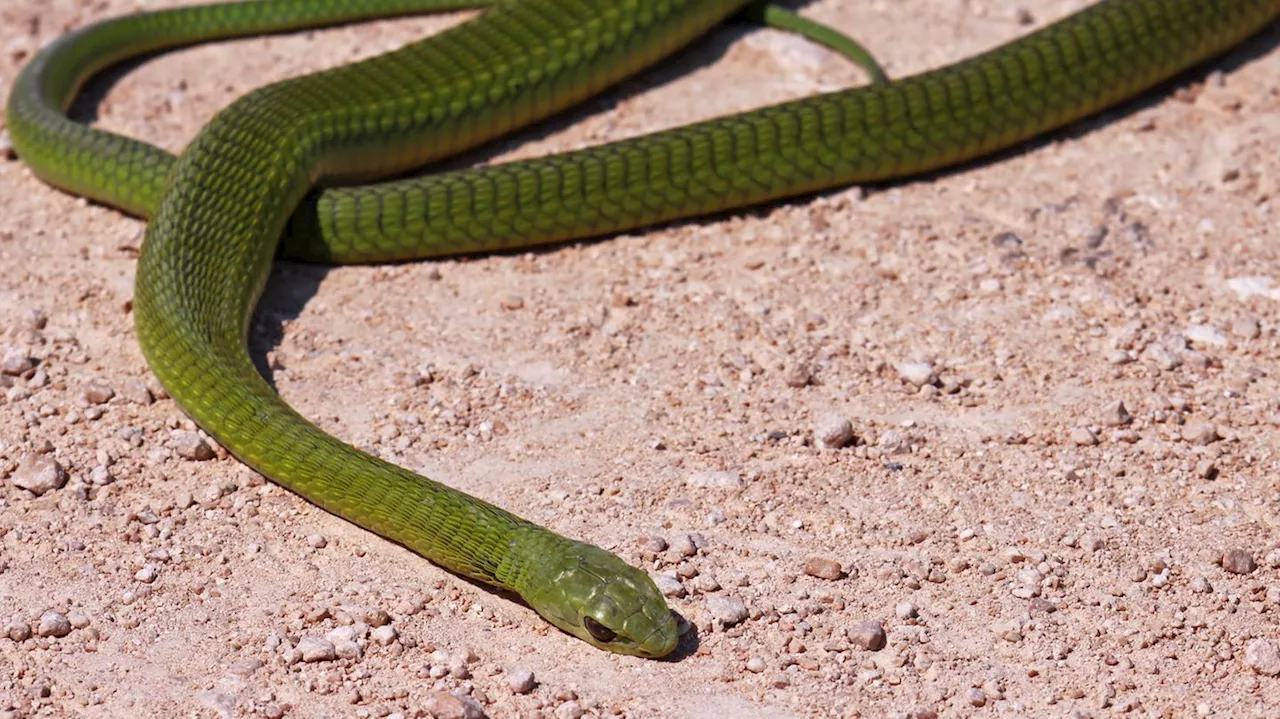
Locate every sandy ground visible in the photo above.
<box><xmin>2</xmin><ymin>1</ymin><xmax>1280</xmax><ymax>717</ymax></box>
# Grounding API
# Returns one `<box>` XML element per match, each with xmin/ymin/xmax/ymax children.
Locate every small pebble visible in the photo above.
<box><xmin>783</xmin><ymin>363</ymin><xmax>812</xmax><ymax>388</ymax></box>
<box><xmin>654</xmin><ymin>574</ymin><xmax>685</xmax><ymax>598</ymax></box>
<box><xmin>668</xmin><ymin>533</ymin><xmax>697</xmax><ymax>558</ymax></box>
<box><xmin>118</xmin><ymin>378</ymin><xmax>154</xmax><ymax>405</ymax></box>
<box><xmin>685</xmin><ymin>470</ymin><xmax>743</xmax><ymax>489</ymax></box>
<box><xmin>896</xmin><ymin>362</ymin><xmax>936</xmax><ymax>387</ymax></box>
<box><xmin>5</xmin><ymin>621</ymin><xmax>32</xmax><ymax>642</ymax></box>
<box><xmin>991</xmin><ymin>619</ymin><xmax>1023</xmax><ymax>642</ymax></box>
<box><xmin>746</xmin><ymin>657</ymin><xmax>767</xmax><ymax>673</ymax></box>
<box><xmin>1245</xmin><ymin>639</ymin><xmax>1280</xmax><ymax>677</ymax></box>
<box><xmin>895</xmin><ymin>601</ymin><xmax>918</xmax><ymax>620</ymax></box>
<box><xmin>83</xmin><ymin>382</ymin><xmax>115</xmax><ymax>405</ymax></box>
<box><xmin>638</xmin><ymin>536</ymin><xmax>667</xmax><ymax>553</ymax></box>
<box><xmin>690</xmin><ymin>573</ymin><xmax>720</xmax><ymax>593</ymax></box>
<box><xmin>506</xmin><ymin>667</ymin><xmax>536</xmax><ymax>694</ymax></box>
<box><xmin>370</xmin><ymin>625</ymin><xmax>398</xmax><ymax>646</ymax></box>
<box><xmin>173</xmin><ymin>432</ymin><xmax>215</xmax><ymax>461</ymax></box>
<box><xmin>334</xmin><ymin>639</ymin><xmax>362</xmax><ymax>660</ymax></box>
<box><xmin>803</xmin><ymin>557</ymin><xmax>843</xmax><ymax>580</ymax></box>
<box><xmin>226</xmin><ymin>658</ymin><xmax>263</xmax><ymax>678</ymax></box>
<box><xmin>1231</xmin><ymin>317</ymin><xmax>1261</xmax><ymax>340</ymax></box>
<box><xmin>12</xmin><ymin>454</ymin><xmax>68</xmax><ymax>496</ymax></box>
<box><xmin>1</xmin><ymin>351</ymin><xmax>34</xmax><ymax>376</ymax></box>
<box><xmin>1182</xmin><ymin>423</ymin><xmax>1219</xmax><ymax>446</ymax></box>
<box><xmin>556</xmin><ymin>701</ymin><xmax>584</xmax><ymax>719</ymax></box>
<box><xmin>813</xmin><ymin>413</ymin><xmax>854</xmax><ymax>449</ymax></box>
<box><xmin>705</xmin><ymin>596</ymin><xmax>749</xmax><ymax>626</ymax></box>
<box><xmin>1184</xmin><ymin>324</ymin><xmax>1228</xmax><ymax>348</ymax></box>
<box><xmin>848</xmin><ymin>621</ymin><xmax>886</xmax><ymax>651</ymax></box>
<box><xmin>306</xmin><ymin>534</ymin><xmax>328</xmax><ymax>549</ymax></box>
<box><xmin>1222</xmin><ymin>548</ymin><xmax>1257</xmax><ymax>575</ymax></box>
<box><xmin>297</xmin><ymin>636</ymin><xmax>336</xmax><ymax>662</ymax></box>
<box><xmin>423</xmin><ymin>692</ymin><xmax>484</xmax><ymax>719</ymax></box>
<box><xmin>135</xmin><ymin>565</ymin><xmax>158</xmax><ymax>583</ymax></box>
<box><xmin>1195</xmin><ymin>459</ymin><xmax>1218</xmax><ymax>480</ymax></box>
<box><xmin>966</xmin><ymin>688</ymin><xmax>987</xmax><ymax>707</ymax></box>
<box><xmin>1100</xmin><ymin>400</ymin><xmax>1133</xmax><ymax>426</ymax></box>
<box><xmin>37</xmin><ymin>612</ymin><xmax>71</xmax><ymax>638</ymax></box>
<box><xmin>1070</xmin><ymin>426</ymin><xmax>1099</xmax><ymax>446</ymax></box>
<box><xmin>89</xmin><ymin>465</ymin><xmax>114</xmax><ymax>486</ymax></box>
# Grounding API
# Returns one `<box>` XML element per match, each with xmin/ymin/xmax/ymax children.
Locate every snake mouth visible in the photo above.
<box><xmin>632</xmin><ymin>610</ymin><xmax>681</xmax><ymax>658</ymax></box>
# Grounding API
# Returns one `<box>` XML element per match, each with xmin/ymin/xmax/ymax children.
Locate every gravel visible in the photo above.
<box><xmin>1182</xmin><ymin>423</ymin><xmax>1220</xmax><ymax>445</ymax></box>
<box><xmin>803</xmin><ymin>557</ymin><xmax>843</xmax><ymax>580</ymax></box>
<box><xmin>297</xmin><ymin>636</ymin><xmax>336</xmax><ymax>662</ymax></box>
<box><xmin>896</xmin><ymin>362</ymin><xmax>936</xmax><ymax>387</ymax></box>
<box><xmin>705</xmin><ymin>596</ymin><xmax>748</xmax><ymax>626</ymax></box>
<box><xmin>965</xmin><ymin>688</ymin><xmax>987</xmax><ymax>707</ymax></box>
<box><xmin>1069</xmin><ymin>426</ymin><xmax>1099</xmax><ymax>446</ymax></box>
<box><xmin>556</xmin><ymin>701</ymin><xmax>584</xmax><ymax>719</ymax></box>
<box><xmin>83</xmin><ymin>382</ymin><xmax>114</xmax><ymax>404</ymax></box>
<box><xmin>848</xmin><ymin>621</ymin><xmax>886</xmax><ymax>651</ymax></box>
<box><xmin>1245</xmin><ymin>639</ymin><xmax>1280</xmax><ymax>677</ymax></box>
<box><xmin>668</xmin><ymin>533</ymin><xmax>697</xmax><ymax>558</ymax></box>
<box><xmin>5</xmin><ymin>621</ymin><xmax>32</xmax><ymax>642</ymax></box>
<box><xmin>37</xmin><ymin>612</ymin><xmax>71</xmax><ymax>638</ymax></box>
<box><xmin>1100</xmin><ymin>400</ymin><xmax>1132</xmax><ymax>426</ymax></box>
<box><xmin>118</xmin><ymin>378</ymin><xmax>153</xmax><ymax>405</ymax></box>
<box><xmin>172</xmin><ymin>432</ymin><xmax>215</xmax><ymax>461</ymax></box>
<box><xmin>1222</xmin><ymin>548</ymin><xmax>1257</xmax><ymax>575</ymax></box>
<box><xmin>11</xmin><ymin>454</ymin><xmax>68</xmax><ymax>496</ymax></box>
<box><xmin>1</xmin><ymin>351</ymin><xmax>34</xmax><ymax>377</ymax></box>
<box><xmin>685</xmin><ymin>470</ymin><xmax>743</xmax><ymax>489</ymax></box>
<box><xmin>654</xmin><ymin>573</ymin><xmax>685</xmax><ymax>597</ymax></box>
<box><xmin>370</xmin><ymin>625</ymin><xmax>398</xmax><ymax>646</ymax></box>
<box><xmin>813</xmin><ymin>413</ymin><xmax>854</xmax><ymax>448</ymax></box>
<box><xmin>423</xmin><ymin>692</ymin><xmax>485</xmax><ymax>719</ymax></box>
<box><xmin>506</xmin><ymin>667</ymin><xmax>537</xmax><ymax>694</ymax></box>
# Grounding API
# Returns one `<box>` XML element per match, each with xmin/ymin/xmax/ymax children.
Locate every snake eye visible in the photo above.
<box><xmin>583</xmin><ymin>616</ymin><xmax>617</xmax><ymax>643</ymax></box>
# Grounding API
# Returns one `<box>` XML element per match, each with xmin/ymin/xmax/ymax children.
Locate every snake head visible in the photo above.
<box><xmin>519</xmin><ymin>539</ymin><xmax>678</xmax><ymax>658</ymax></box>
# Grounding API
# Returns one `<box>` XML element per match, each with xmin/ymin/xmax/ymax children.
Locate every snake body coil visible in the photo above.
<box><xmin>7</xmin><ymin>0</ymin><xmax>1278</xmax><ymax>656</ymax></box>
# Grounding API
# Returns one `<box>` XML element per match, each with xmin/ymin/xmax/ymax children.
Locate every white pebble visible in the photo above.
<box><xmin>506</xmin><ymin>667</ymin><xmax>536</xmax><ymax>694</ymax></box>
<box><xmin>556</xmin><ymin>701</ymin><xmax>584</xmax><ymax>719</ymax></box>
<box><xmin>37</xmin><ymin>612</ymin><xmax>71</xmax><ymax>638</ymax></box>
<box><xmin>297</xmin><ymin>636</ymin><xmax>336</xmax><ymax>662</ymax></box>
<box><xmin>813</xmin><ymin>413</ymin><xmax>854</xmax><ymax>448</ymax></box>
<box><xmin>370</xmin><ymin>625</ymin><xmax>398</xmax><ymax>646</ymax></box>
<box><xmin>1184</xmin><ymin>324</ymin><xmax>1228</xmax><ymax>348</ymax></box>
<box><xmin>705</xmin><ymin>596</ymin><xmax>748</xmax><ymax>626</ymax></box>
<box><xmin>685</xmin><ymin>470</ymin><xmax>743</xmax><ymax>489</ymax></box>
<box><xmin>1245</xmin><ymin>638</ymin><xmax>1280</xmax><ymax>676</ymax></box>
<box><xmin>896</xmin><ymin>362</ymin><xmax>936</xmax><ymax>387</ymax></box>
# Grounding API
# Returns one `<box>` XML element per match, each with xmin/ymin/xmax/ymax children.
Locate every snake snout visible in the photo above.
<box><xmin>521</xmin><ymin>539</ymin><xmax>678</xmax><ymax>657</ymax></box>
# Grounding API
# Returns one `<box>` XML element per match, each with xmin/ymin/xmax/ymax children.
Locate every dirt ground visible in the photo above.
<box><xmin>2</xmin><ymin>1</ymin><xmax>1280</xmax><ymax>717</ymax></box>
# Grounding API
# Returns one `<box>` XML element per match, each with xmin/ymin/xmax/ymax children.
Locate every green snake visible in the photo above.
<box><xmin>6</xmin><ymin>0</ymin><xmax>1277</xmax><ymax>657</ymax></box>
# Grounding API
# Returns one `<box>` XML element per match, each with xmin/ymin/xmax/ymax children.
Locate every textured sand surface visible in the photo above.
<box><xmin>2</xmin><ymin>2</ymin><xmax>1280</xmax><ymax>717</ymax></box>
